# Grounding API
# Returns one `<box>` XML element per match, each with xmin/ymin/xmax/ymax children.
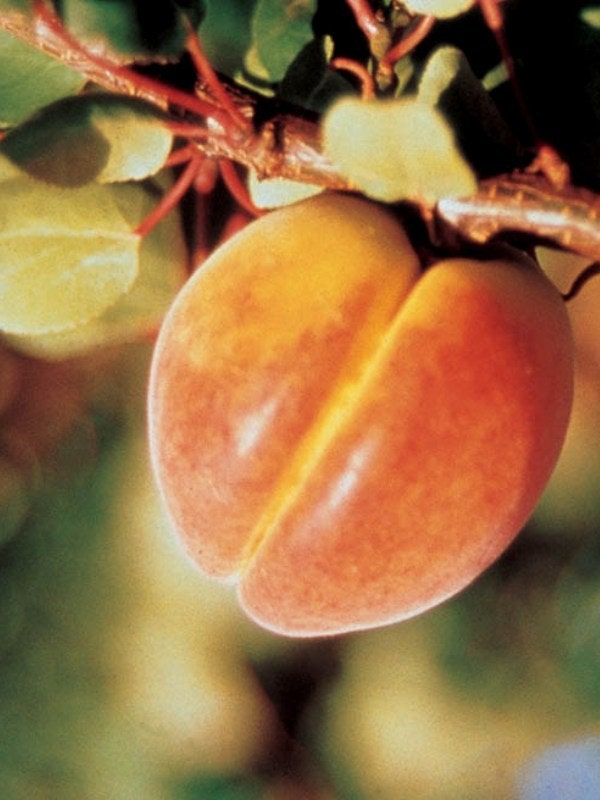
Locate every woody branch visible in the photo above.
<box><xmin>0</xmin><ymin>6</ymin><xmax>350</xmax><ymax>191</ymax></box>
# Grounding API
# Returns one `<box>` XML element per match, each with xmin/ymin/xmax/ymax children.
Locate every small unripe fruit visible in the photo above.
<box><xmin>148</xmin><ymin>193</ymin><xmax>573</xmax><ymax>637</ymax></box>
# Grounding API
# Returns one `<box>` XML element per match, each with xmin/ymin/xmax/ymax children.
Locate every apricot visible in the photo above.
<box><xmin>148</xmin><ymin>193</ymin><xmax>573</xmax><ymax>637</ymax></box>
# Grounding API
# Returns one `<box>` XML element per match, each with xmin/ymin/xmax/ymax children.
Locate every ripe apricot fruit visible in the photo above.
<box><xmin>148</xmin><ymin>192</ymin><xmax>573</xmax><ymax>637</ymax></box>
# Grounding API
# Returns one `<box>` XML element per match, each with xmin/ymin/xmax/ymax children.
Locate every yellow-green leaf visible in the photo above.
<box><xmin>322</xmin><ymin>96</ymin><xmax>476</xmax><ymax>204</ymax></box>
<box><xmin>1</xmin><ymin>95</ymin><xmax>173</xmax><ymax>186</ymax></box>
<box><xmin>247</xmin><ymin>169</ymin><xmax>322</xmax><ymax>209</ymax></box>
<box><xmin>6</xmin><ymin>181</ymin><xmax>187</xmax><ymax>358</ymax></box>
<box><xmin>581</xmin><ymin>7</ymin><xmax>600</xmax><ymax>28</ymax></box>
<box><xmin>403</xmin><ymin>0</ymin><xmax>475</xmax><ymax>18</ymax></box>
<box><xmin>0</xmin><ymin>160</ymin><xmax>140</xmax><ymax>335</ymax></box>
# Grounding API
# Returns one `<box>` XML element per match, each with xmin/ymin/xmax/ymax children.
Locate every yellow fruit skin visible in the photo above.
<box><xmin>148</xmin><ymin>193</ymin><xmax>573</xmax><ymax>637</ymax></box>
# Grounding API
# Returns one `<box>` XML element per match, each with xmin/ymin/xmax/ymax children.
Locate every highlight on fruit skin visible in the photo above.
<box><xmin>148</xmin><ymin>192</ymin><xmax>574</xmax><ymax>638</ymax></box>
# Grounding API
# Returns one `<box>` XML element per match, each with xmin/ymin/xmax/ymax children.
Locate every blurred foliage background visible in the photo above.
<box><xmin>0</xmin><ymin>248</ymin><xmax>599</xmax><ymax>800</ymax></box>
<box><xmin>1</xmin><ymin>0</ymin><xmax>600</xmax><ymax>798</ymax></box>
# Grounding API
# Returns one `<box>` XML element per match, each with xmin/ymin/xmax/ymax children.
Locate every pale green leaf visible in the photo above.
<box><xmin>482</xmin><ymin>61</ymin><xmax>509</xmax><ymax>92</ymax></box>
<box><xmin>6</xmin><ymin>180</ymin><xmax>187</xmax><ymax>358</ymax></box>
<box><xmin>0</xmin><ymin>160</ymin><xmax>140</xmax><ymax>335</ymax></box>
<box><xmin>581</xmin><ymin>7</ymin><xmax>600</xmax><ymax>28</ymax></box>
<box><xmin>322</xmin><ymin>96</ymin><xmax>476</xmax><ymax>203</ymax></box>
<box><xmin>418</xmin><ymin>46</ymin><xmax>521</xmax><ymax>174</ymax></box>
<box><xmin>403</xmin><ymin>0</ymin><xmax>475</xmax><ymax>18</ymax></box>
<box><xmin>418</xmin><ymin>45</ymin><xmax>468</xmax><ymax>106</ymax></box>
<box><xmin>0</xmin><ymin>31</ymin><xmax>86</xmax><ymax>126</ymax></box>
<box><xmin>1</xmin><ymin>95</ymin><xmax>173</xmax><ymax>186</ymax></box>
<box><xmin>252</xmin><ymin>0</ymin><xmax>317</xmax><ymax>82</ymax></box>
<box><xmin>247</xmin><ymin>170</ymin><xmax>322</xmax><ymax>209</ymax></box>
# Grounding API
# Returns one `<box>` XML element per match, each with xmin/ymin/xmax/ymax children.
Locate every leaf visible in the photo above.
<box><xmin>403</xmin><ymin>0</ymin><xmax>475</xmax><ymax>18</ymax></box>
<box><xmin>0</xmin><ymin>0</ymin><xmax>29</xmax><ymax>10</ymax></box>
<box><xmin>0</xmin><ymin>31</ymin><xmax>86</xmax><ymax>126</ymax></box>
<box><xmin>280</xmin><ymin>36</ymin><xmax>353</xmax><ymax>113</ymax></box>
<box><xmin>235</xmin><ymin>45</ymin><xmax>276</xmax><ymax>97</ymax></box>
<box><xmin>0</xmin><ymin>456</ymin><xmax>28</xmax><ymax>548</ymax></box>
<box><xmin>59</xmin><ymin>0</ymin><xmax>201</xmax><ymax>59</ymax></box>
<box><xmin>581</xmin><ymin>7</ymin><xmax>600</xmax><ymax>28</ymax></box>
<box><xmin>247</xmin><ymin>169</ymin><xmax>322</xmax><ymax>209</ymax></box>
<box><xmin>251</xmin><ymin>0</ymin><xmax>317</xmax><ymax>82</ymax></box>
<box><xmin>201</xmin><ymin>0</ymin><xmax>255</xmax><ymax>78</ymax></box>
<box><xmin>418</xmin><ymin>46</ymin><xmax>521</xmax><ymax>175</ymax></box>
<box><xmin>0</xmin><ymin>157</ymin><xmax>140</xmax><ymax>335</ymax></box>
<box><xmin>322</xmin><ymin>96</ymin><xmax>477</xmax><ymax>204</ymax></box>
<box><xmin>1</xmin><ymin>94</ymin><xmax>173</xmax><ymax>186</ymax></box>
<box><xmin>482</xmin><ymin>61</ymin><xmax>508</xmax><ymax>92</ymax></box>
<box><xmin>6</xmin><ymin>180</ymin><xmax>187</xmax><ymax>358</ymax></box>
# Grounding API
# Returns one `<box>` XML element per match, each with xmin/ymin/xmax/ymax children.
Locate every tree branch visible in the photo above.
<box><xmin>0</xmin><ymin>7</ymin><xmax>352</xmax><ymax>191</ymax></box>
<box><xmin>3</xmin><ymin>6</ymin><xmax>600</xmax><ymax>263</ymax></box>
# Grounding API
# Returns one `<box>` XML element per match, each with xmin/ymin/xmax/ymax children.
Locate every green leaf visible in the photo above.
<box><xmin>251</xmin><ymin>0</ymin><xmax>317</xmax><ymax>82</ymax></box>
<box><xmin>418</xmin><ymin>46</ymin><xmax>521</xmax><ymax>175</ymax></box>
<box><xmin>6</xmin><ymin>179</ymin><xmax>187</xmax><ymax>358</ymax></box>
<box><xmin>581</xmin><ymin>7</ymin><xmax>600</xmax><ymax>28</ymax></box>
<box><xmin>0</xmin><ymin>0</ymin><xmax>29</xmax><ymax>10</ymax></box>
<box><xmin>235</xmin><ymin>44</ymin><xmax>275</xmax><ymax>96</ymax></box>
<box><xmin>247</xmin><ymin>169</ymin><xmax>322</xmax><ymax>209</ymax></box>
<box><xmin>0</xmin><ymin>31</ymin><xmax>86</xmax><ymax>126</ymax></box>
<box><xmin>0</xmin><ymin>157</ymin><xmax>140</xmax><ymax>335</ymax></box>
<box><xmin>59</xmin><ymin>0</ymin><xmax>201</xmax><ymax>59</ymax></box>
<box><xmin>1</xmin><ymin>94</ymin><xmax>173</xmax><ymax>186</ymax></box>
<box><xmin>174</xmin><ymin>773</ymin><xmax>264</xmax><ymax>800</ymax></box>
<box><xmin>280</xmin><ymin>36</ymin><xmax>353</xmax><ymax>113</ymax></box>
<box><xmin>0</xmin><ymin>456</ymin><xmax>29</xmax><ymax>548</ymax></box>
<box><xmin>201</xmin><ymin>0</ymin><xmax>255</xmax><ymax>77</ymax></box>
<box><xmin>404</xmin><ymin>0</ymin><xmax>475</xmax><ymax>18</ymax></box>
<box><xmin>322</xmin><ymin>95</ymin><xmax>477</xmax><ymax>204</ymax></box>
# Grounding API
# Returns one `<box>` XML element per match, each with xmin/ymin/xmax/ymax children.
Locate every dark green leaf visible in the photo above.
<box><xmin>1</xmin><ymin>94</ymin><xmax>173</xmax><ymax>186</ymax></box>
<box><xmin>174</xmin><ymin>773</ymin><xmax>264</xmax><ymax>800</ymax></box>
<box><xmin>59</xmin><ymin>0</ymin><xmax>196</xmax><ymax>59</ymax></box>
<box><xmin>252</xmin><ymin>0</ymin><xmax>316</xmax><ymax>82</ymax></box>
<box><xmin>0</xmin><ymin>31</ymin><xmax>86</xmax><ymax>126</ymax></box>
<box><xmin>201</xmin><ymin>0</ymin><xmax>254</xmax><ymax>77</ymax></box>
<box><xmin>418</xmin><ymin>46</ymin><xmax>522</xmax><ymax>176</ymax></box>
<box><xmin>0</xmin><ymin>0</ymin><xmax>29</xmax><ymax>10</ymax></box>
<box><xmin>280</xmin><ymin>36</ymin><xmax>353</xmax><ymax>113</ymax></box>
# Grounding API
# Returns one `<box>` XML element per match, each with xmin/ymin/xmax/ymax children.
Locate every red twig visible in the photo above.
<box><xmin>344</xmin><ymin>0</ymin><xmax>381</xmax><ymax>39</ymax></box>
<box><xmin>165</xmin><ymin>121</ymin><xmax>214</xmax><ymax>139</ymax></box>
<box><xmin>478</xmin><ymin>0</ymin><xmax>538</xmax><ymax>144</ymax></box>
<box><xmin>379</xmin><ymin>14</ymin><xmax>436</xmax><ymax>74</ymax></box>
<box><xmin>30</xmin><ymin>0</ymin><xmax>234</xmax><ymax>130</ymax></box>
<box><xmin>165</xmin><ymin>144</ymin><xmax>198</xmax><ymax>167</ymax></box>
<box><xmin>331</xmin><ymin>57</ymin><xmax>375</xmax><ymax>99</ymax></box>
<box><xmin>134</xmin><ymin>154</ymin><xmax>203</xmax><ymax>238</ymax></box>
<box><xmin>218</xmin><ymin>160</ymin><xmax>262</xmax><ymax>218</ymax></box>
<box><xmin>183</xmin><ymin>17</ymin><xmax>250</xmax><ymax>133</ymax></box>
